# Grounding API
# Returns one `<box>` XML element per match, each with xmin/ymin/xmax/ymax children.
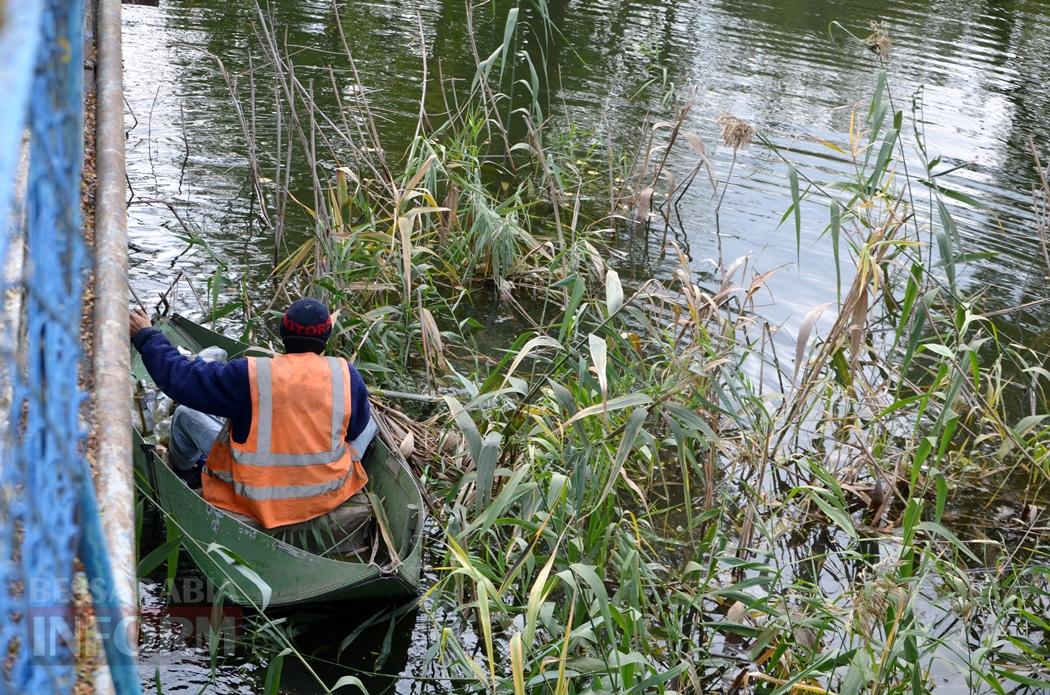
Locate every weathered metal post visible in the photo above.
<box><xmin>93</xmin><ymin>0</ymin><xmax>137</xmax><ymax>689</ymax></box>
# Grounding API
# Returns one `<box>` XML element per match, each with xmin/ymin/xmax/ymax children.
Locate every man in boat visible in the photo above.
<box><xmin>129</xmin><ymin>298</ymin><xmax>376</xmax><ymax>531</ymax></box>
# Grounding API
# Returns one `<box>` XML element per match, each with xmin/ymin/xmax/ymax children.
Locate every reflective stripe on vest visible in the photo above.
<box><xmin>206</xmin><ymin>466</ymin><xmax>353</xmax><ymax>501</ymax></box>
<box><xmin>230</xmin><ymin>356</ymin><xmax>349</xmax><ymax>467</ymax></box>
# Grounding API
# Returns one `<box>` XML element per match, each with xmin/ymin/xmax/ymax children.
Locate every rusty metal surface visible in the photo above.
<box><xmin>93</xmin><ymin>0</ymin><xmax>136</xmax><ymax>689</ymax></box>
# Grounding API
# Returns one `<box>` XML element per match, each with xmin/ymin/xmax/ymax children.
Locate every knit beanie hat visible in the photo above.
<box><xmin>280</xmin><ymin>298</ymin><xmax>333</xmax><ymax>354</ymax></box>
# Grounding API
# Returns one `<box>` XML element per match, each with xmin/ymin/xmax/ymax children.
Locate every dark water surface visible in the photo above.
<box><xmin>123</xmin><ymin>0</ymin><xmax>1050</xmax><ymax>690</ymax></box>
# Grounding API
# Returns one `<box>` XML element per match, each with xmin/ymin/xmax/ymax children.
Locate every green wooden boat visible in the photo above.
<box><xmin>132</xmin><ymin>314</ymin><xmax>424</xmax><ymax>606</ymax></box>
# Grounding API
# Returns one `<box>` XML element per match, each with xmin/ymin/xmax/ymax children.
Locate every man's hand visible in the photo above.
<box><xmin>130</xmin><ymin>309</ymin><xmax>152</xmax><ymax>340</ymax></box>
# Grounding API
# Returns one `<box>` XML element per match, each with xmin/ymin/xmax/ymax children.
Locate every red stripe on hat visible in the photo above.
<box><xmin>282</xmin><ymin>314</ymin><xmax>332</xmax><ymax>336</ymax></box>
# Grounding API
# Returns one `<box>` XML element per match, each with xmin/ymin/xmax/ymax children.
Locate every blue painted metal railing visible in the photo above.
<box><xmin>0</xmin><ymin>1</ymin><xmax>141</xmax><ymax>692</ymax></box>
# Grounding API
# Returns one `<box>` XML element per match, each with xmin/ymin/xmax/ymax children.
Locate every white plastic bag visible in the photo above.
<box><xmin>196</xmin><ymin>346</ymin><xmax>228</xmax><ymax>363</ymax></box>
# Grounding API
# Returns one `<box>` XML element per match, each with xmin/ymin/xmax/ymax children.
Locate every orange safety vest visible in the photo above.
<box><xmin>202</xmin><ymin>354</ymin><xmax>369</xmax><ymax>529</ymax></box>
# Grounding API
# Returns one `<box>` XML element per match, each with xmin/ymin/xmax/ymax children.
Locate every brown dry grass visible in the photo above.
<box><xmin>716</xmin><ymin>114</ymin><xmax>754</xmax><ymax>150</ymax></box>
<box><xmin>75</xmin><ymin>39</ymin><xmax>100</xmax><ymax>695</ymax></box>
<box><xmin>866</xmin><ymin>21</ymin><xmax>892</xmax><ymax>60</ymax></box>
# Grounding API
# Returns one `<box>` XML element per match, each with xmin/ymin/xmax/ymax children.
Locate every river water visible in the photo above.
<box><xmin>123</xmin><ymin>0</ymin><xmax>1050</xmax><ymax>342</ymax></box>
<box><xmin>122</xmin><ymin>0</ymin><xmax>1050</xmax><ymax>691</ymax></box>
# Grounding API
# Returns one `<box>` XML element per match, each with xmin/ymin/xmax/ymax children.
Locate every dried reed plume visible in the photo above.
<box><xmin>716</xmin><ymin>114</ymin><xmax>754</xmax><ymax>150</ymax></box>
<box><xmin>866</xmin><ymin>21</ymin><xmax>892</xmax><ymax>60</ymax></box>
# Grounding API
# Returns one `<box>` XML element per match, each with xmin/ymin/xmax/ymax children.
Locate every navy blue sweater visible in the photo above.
<box><xmin>133</xmin><ymin>328</ymin><xmax>371</xmax><ymax>445</ymax></box>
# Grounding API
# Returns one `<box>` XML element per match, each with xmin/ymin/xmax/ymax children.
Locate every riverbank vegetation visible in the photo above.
<box><xmin>149</xmin><ymin>4</ymin><xmax>1049</xmax><ymax>693</ymax></box>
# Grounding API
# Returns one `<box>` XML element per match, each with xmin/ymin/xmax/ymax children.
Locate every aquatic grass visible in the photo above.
<box><xmin>413</xmin><ymin>95</ymin><xmax>1046</xmax><ymax>695</ymax></box>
